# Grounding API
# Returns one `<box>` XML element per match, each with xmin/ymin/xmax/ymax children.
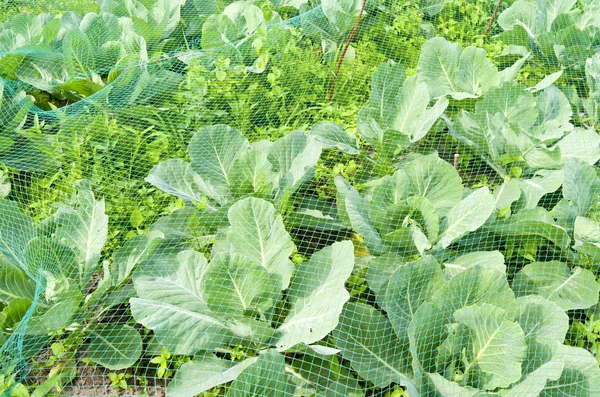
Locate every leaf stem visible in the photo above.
<box><xmin>483</xmin><ymin>0</ymin><xmax>503</xmax><ymax>39</ymax></box>
<box><xmin>328</xmin><ymin>0</ymin><xmax>368</xmax><ymax>102</ymax></box>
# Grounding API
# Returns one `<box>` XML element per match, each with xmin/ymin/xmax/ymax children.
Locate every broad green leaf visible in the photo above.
<box><xmin>499</xmin><ymin>361</ymin><xmax>564</xmax><ymax>397</ymax></box>
<box><xmin>533</xmin><ymin>85</ymin><xmax>573</xmax><ymax>141</ymax></box>
<box><xmin>113</xmin><ymin>230</ymin><xmax>164</xmax><ymax>285</ymax></box>
<box><xmin>513</xmin><ymin>295</ymin><xmax>569</xmax><ymax>343</ymax></box>
<box><xmin>443</xmin><ymin>251</ymin><xmax>506</xmax><ymax>279</ymax></box>
<box><xmin>436</xmin><ymin>187</ymin><xmax>495</xmax><ymax>249</ymax></box>
<box><xmin>555</xmin><ymin>128</ymin><xmax>600</xmax><ymax>165</ymax></box>
<box><xmin>62</xmin><ymin>29</ymin><xmax>95</xmax><ymax>76</ymax></box>
<box><xmin>268</xmin><ymin>131</ymin><xmax>322</xmax><ymax>196</ymax></box>
<box><xmin>541</xmin><ymin>344</ymin><xmax>600</xmax><ymax>396</ymax></box>
<box><xmin>0</xmin><ymin>199</ymin><xmax>35</xmax><ymax>272</ymax></box>
<box><xmin>390</xmin><ymin>76</ymin><xmax>449</xmax><ymax>142</ymax></box>
<box><xmin>428</xmin><ymin>373</ymin><xmax>478</xmax><ymax>397</ymax></box>
<box><xmin>146</xmin><ymin>159</ymin><xmax>224</xmax><ymax>205</ymax></box>
<box><xmin>1</xmin><ymin>297</ymin><xmax>30</xmax><ymax>329</ymax></box>
<box><xmin>224</xmin><ymin>198</ymin><xmax>294</xmax><ymax>290</ymax></box>
<box><xmin>226</xmin><ymin>350</ymin><xmax>294</xmax><ymax>396</ymax></box>
<box><xmin>488</xmin><ymin>207</ymin><xmax>571</xmax><ymax>250</ymax></box>
<box><xmin>86</xmin><ymin>325</ymin><xmax>142</xmax><ymax>370</ymax></box>
<box><xmin>365</xmin><ymin>254</ymin><xmax>403</xmax><ymax>307</ymax></box>
<box><xmin>517</xmin><ymin>170</ymin><xmax>564</xmax><ymax>209</ymax></box>
<box><xmin>338</xmin><ymin>179</ymin><xmax>384</xmax><ymax>255</ymax></box>
<box><xmin>310</xmin><ymin>122</ymin><xmax>359</xmax><ymax>155</ymax></box>
<box><xmin>322</xmin><ymin>0</ymin><xmax>363</xmax><ymax>36</ymax></box>
<box><xmin>131</xmin><ymin>250</ymin><xmax>232</xmax><ymax>355</ymax></box>
<box><xmin>498</xmin><ymin>0</ymin><xmax>539</xmax><ymax>37</ymax></box>
<box><xmin>433</xmin><ymin>266</ymin><xmax>517</xmax><ymax>314</ymax></box>
<box><xmin>362</xmin><ymin>60</ymin><xmax>406</xmax><ymax>134</ymax></box>
<box><xmin>561</xmin><ymin>158</ymin><xmax>600</xmax><ymax>218</ymax></box>
<box><xmin>526</xmin><ymin>70</ymin><xmax>563</xmax><ymax>93</ymax></box>
<box><xmin>401</xmin><ymin>154</ymin><xmax>463</xmax><ymax>217</ymax></box>
<box><xmin>537</xmin><ymin>0</ymin><xmax>578</xmax><ymax>31</ymax></box>
<box><xmin>454</xmin><ymin>304</ymin><xmax>526</xmax><ymax>390</ymax></box>
<box><xmin>0</xmin><ymin>261</ymin><xmax>35</xmax><ymax>303</ymax></box>
<box><xmin>417</xmin><ymin>37</ymin><xmax>499</xmax><ymax>99</ymax></box>
<box><xmin>189</xmin><ymin>125</ymin><xmax>250</xmax><ymax>197</ymax></box>
<box><xmin>416</xmin><ymin>37</ymin><xmax>461</xmax><ymax>98</ymax></box>
<box><xmin>358</xmin><ymin>62</ymin><xmax>447</xmax><ymax>149</ymax></box>
<box><xmin>23</xmin><ymin>237</ymin><xmax>78</xmax><ymax>280</ymax></box>
<box><xmin>228</xmin><ymin>148</ymin><xmax>276</xmax><ymax>198</ymax></box>
<box><xmin>277</xmin><ymin>241</ymin><xmax>354</xmax><ymax>350</ymax></box>
<box><xmin>168</xmin><ymin>354</ymin><xmax>258</xmax><ymax>397</ymax></box>
<box><xmin>493</xmin><ymin>179</ymin><xmax>522</xmax><ymax>210</ymax></box>
<box><xmin>513</xmin><ymin>261</ymin><xmax>600</xmax><ymax>311</ymax></box>
<box><xmin>41</xmin><ymin>182</ymin><xmax>107</xmax><ymax>282</ymax></box>
<box><xmin>205</xmin><ymin>253</ymin><xmax>279</xmax><ymax>319</ymax></box>
<box><xmin>421</xmin><ymin>0</ymin><xmax>448</xmax><ymax>16</ymax></box>
<box><xmin>573</xmin><ymin>216</ymin><xmax>600</xmax><ymax>260</ymax></box>
<box><xmin>334</xmin><ymin>301</ymin><xmax>417</xmax><ymax>394</ymax></box>
<box><xmin>385</xmin><ymin>255</ymin><xmax>444</xmax><ymax>338</ymax></box>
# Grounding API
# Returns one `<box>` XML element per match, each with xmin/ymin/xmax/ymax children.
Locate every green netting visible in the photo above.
<box><xmin>0</xmin><ymin>0</ymin><xmax>599</xmax><ymax>396</ymax></box>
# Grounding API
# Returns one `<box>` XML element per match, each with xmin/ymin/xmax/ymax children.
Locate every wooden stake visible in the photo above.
<box><xmin>328</xmin><ymin>0</ymin><xmax>368</xmax><ymax>102</ymax></box>
<box><xmin>483</xmin><ymin>0</ymin><xmax>503</xmax><ymax>39</ymax></box>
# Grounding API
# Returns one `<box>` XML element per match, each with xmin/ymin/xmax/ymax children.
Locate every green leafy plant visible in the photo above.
<box><xmin>130</xmin><ymin>196</ymin><xmax>358</xmax><ymax>396</ymax></box>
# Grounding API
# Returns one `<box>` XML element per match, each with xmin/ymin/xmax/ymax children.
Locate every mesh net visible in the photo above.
<box><xmin>0</xmin><ymin>0</ymin><xmax>599</xmax><ymax>396</ymax></box>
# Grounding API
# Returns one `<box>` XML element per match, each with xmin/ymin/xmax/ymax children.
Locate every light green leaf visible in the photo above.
<box><xmin>189</xmin><ymin>125</ymin><xmax>250</xmax><ymax>197</ymax></box>
<box><xmin>0</xmin><ymin>199</ymin><xmax>35</xmax><ymax>272</ymax></box>
<box><xmin>131</xmin><ymin>250</ymin><xmax>232</xmax><ymax>355</ymax></box>
<box><xmin>226</xmin><ymin>350</ymin><xmax>294</xmax><ymax>396</ymax></box>
<box><xmin>333</xmin><ymin>301</ymin><xmax>417</xmax><ymax>394</ymax></box>
<box><xmin>488</xmin><ymin>207</ymin><xmax>571</xmax><ymax>250</ymax></box>
<box><xmin>228</xmin><ymin>148</ymin><xmax>276</xmax><ymax>198</ymax></box>
<box><xmin>385</xmin><ymin>255</ymin><xmax>444</xmax><ymax>338</ymax></box>
<box><xmin>517</xmin><ymin>170</ymin><xmax>564</xmax><ymax>209</ymax></box>
<box><xmin>365</xmin><ymin>254</ymin><xmax>403</xmax><ymax>307</ymax></box>
<box><xmin>277</xmin><ymin>241</ymin><xmax>354</xmax><ymax>350</ymax></box>
<box><xmin>268</xmin><ymin>131</ymin><xmax>322</xmax><ymax>197</ymax></box>
<box><xmin>1</xmin><ymin>297</ymin><xmax>31</xmax><ymax>328</ymax></box>
<box><xmin>541</xmin><ymin>344</ymin><xmax>600</xmax><ymax>396</ymax></box>
<box><xmin>436</xmin><ymin>187</ymin><xmax>495</xmax><ymax>249</ymax></box>
<box><xmin>146</xmin><ymin>159</ymin><xmax>223</xmax><ymax>205</ymax></box>
<box><xmin>428</xmin><ymin>373</ymin><xmax>478</xmax><ymax>396</ymax></box>
<box><xmin>0</xmin><ymin>260</ymin><xmax>35</xmax><ymax>303</ymax></box>
<box><xmin>401</xmin><ymin>153</ymin><xmax>463</xmax><ymax>217</ymax></box>
<box><xmin>454</xmin><ymin>304</ymin><xmax>526</xmax><ymax>390</ymax></box>
<box><xmin>434</xmin><ymin>266</ymin><xmax>518</xmax><ymax>314</ymax></box>
<box><xmin>513</xmin><ymin>295</ymin><xmax>569</xmax><ymax>342</ymax></box>
<box><xmin>42</xmin><ymin>182</ymin><xmax>108</xmax><ymax>282</ymax></box>
<box><xmin>526</xmin><ymin>70</ymin><xmax>563</xmax><ymax>93</ymax></box>
<box><xmin>113</xmin><ymin>230</ymin><xmax>164</xmax><ymax>285</ymax></box>
<box><xmin>493</xmin><ymin>179</ymin><xmax>522</xmax><ymax>210</ymax></box>
<box><xmin>513</xmin><ymin>261</ymin><xmax>600</xmax><ymax>311</ymax></box>
<box><xmin>338</xmin><ymin>179</ymin><xmax>384</xmax><ymax>255</ymax></box>
<box><xmin>555</xmin><ymin>128</ymin><xmax>600</xmax><ymax>165</ymax></box>
<box><xmin>168</xmin><ymin>354</ymin><xmax>258</xmax><ymax>397</ymax></box>
<box><xmin>224</xmin><ymin>197</ymin><xmax>294</xmax><ymax>290</ymax></box>
<box><xmin>205</xmin><ymin>253</ymin><xmax>279</xmax><ymax>319</ymax></box>
<box><xmin>310</xmin><ymin>122</ymin><xmax>359</xmax><ymax>155</ymax></box>
<box><xmin>498</xmin><ymin>0</ymin><xmax>539</xmax><ymax>37</ymax></box>
<box><xmin>499</xmin><ymin>360</ymin><xmax>564</xmax><ymax>397</ymax></box>
<box><xmin>23</xmin><ymin>237</ymin><xmax>78</xmax><ymax>281</ymax></box>
<box><xmin>62</xmin><ymin>29</ymin><xmax>95</xmax><ymax>76</ymax></box>
<box><xmin>86</xmin><ymin>325</ymin><xmax>142</xmax><ymax>370</ymax></box>
<box><xmin>443</xmin><ymin>251</ymin><xmax>506</xmax><ymax>279</ymax></box>
<box><xmin>417</xmin><ymin>37</ymin><xmax>499</xmax><ymax>99</ymax></box>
